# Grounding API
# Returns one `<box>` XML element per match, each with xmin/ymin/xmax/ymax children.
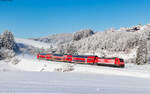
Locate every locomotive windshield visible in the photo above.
<box><xmin>119</xmin><ymin>59</ymin><xmax>124</xmax><ymax>62</ymax></box>
<box><xmin>40</xmin><ymin>53</ymin><xmax>47</xmax><ymax>55</ymax></box>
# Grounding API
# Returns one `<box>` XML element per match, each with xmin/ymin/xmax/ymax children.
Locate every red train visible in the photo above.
<box><xmin>37</xmin><ymin>53</ymin><xmax>125</xmax><ymax>67</ymax></box>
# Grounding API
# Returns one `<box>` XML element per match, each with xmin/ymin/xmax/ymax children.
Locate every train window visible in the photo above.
<box><xmin>72</xmin><ymin>55</ymin><xmax>88</xmax><ymax>58</ymax></box>
<box><xmin>73</xmin><ymin>60</ymin><xmax>85</xmax><ymax>62</ymax></box>
<box><xmin>40</xmin><ymin>53</ymin><xmax>47</xmax><ymax>55</ymax></box>
<box><xmin>54</xmin><ymin>58</ymin><xmax>62</xmax><ymax>60</ymax></box>
<box><xmin>88</xmin><ymin>59</ymin><xmax>93</xmax><ymax>61</ymax></box>
<box><xmin>53</xmin><ymin>54</ymin><xmax>63</xmax><ymax>56</ymax></box>
<box><xmin>119</xmin><ymin>59</ymin><xmax>124</xmax><ymax>62</ymax></box>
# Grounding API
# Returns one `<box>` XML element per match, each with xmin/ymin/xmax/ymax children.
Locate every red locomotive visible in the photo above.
<box><xmin>37</xmin><ymin>53</ymin><xmax>125</xmax><ymax>67</ymax></box>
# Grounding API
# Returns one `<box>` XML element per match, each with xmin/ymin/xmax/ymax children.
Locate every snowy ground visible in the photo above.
<box><xmin>0</xmin><ymin>38</ymin><xmax>150</xmax><ymax>94</ymax></box>
<box><xmin>0</xmin><ymin>72</ymin><xmax>150</xmax><ymax>94</ymax></box>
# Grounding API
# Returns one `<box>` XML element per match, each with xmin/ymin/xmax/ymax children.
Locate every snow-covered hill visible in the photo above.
<box><xmin>15</xmin><ymin>38</ymin><xmax>51</xmax><ymax>49</ymax></box>
<box><xmin>30</xmin><ymin>33</ymin><xmax>73</xmax><ymax>45</ymax></box>
<box><xmin>26</xmin><ymin>24</ymin><xmax>150</xmax><ymax>63</ymax></box>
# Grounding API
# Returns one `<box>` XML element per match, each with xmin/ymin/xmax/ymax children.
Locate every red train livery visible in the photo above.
<box><xmin>37</xmin><ymin>53</ymin><xmax>125</xmax><ymax>67</ymax></box>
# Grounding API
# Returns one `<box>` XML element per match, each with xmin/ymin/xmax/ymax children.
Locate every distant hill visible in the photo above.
<box><xmin>30</xmin><ymin>33</ymin><xmax>73</xmax><ymax>45</ymax></box>
<box><xmin>26</xmin><ymin>24</ymin><xmax>150</xmax><ymax>64</ymax></box>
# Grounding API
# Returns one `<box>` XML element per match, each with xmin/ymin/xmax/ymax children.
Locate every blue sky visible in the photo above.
<box><xmin>0</xmin><ymin>0</ymin><xmax>150</xmax><ymax>38</ymax></box>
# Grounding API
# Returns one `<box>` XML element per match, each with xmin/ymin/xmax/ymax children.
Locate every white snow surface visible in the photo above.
<box><xmin>0</xmin><ymin>71</ymin><xmax>150</xmax><ymax>94</ymax></box>
<box><xmin>15</xmin><ymin>38</ymin><xmax>51</xmax><ymax>49</ymax></box>
<box><xmin>0</xmin><ymin>37</ymin><xmax>150</xmax><ymax>94</ymax></box>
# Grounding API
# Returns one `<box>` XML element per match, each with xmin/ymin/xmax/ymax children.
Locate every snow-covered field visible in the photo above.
<box><xmin>0</xmin><ymin>38</ymin><xmax>150</xmax><ymax>94</ymax></box>
<box><xmin>0</xmin><ymin>72</ymin><xmax>150</xmax><ymax>94</ymax></box>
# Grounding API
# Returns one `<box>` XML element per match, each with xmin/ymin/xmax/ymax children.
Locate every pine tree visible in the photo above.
<box><xmin>136</xmin><ymin>40</ymin><xmax>147</xmax><ymax>65</ymax></box>
<box><xmin>0</xmin><ymin>35</ymin><xmax>2</xmax><ymax>49</ymax></box>
<box><xmin>1</xmin><ymin>30</ymin><xmax>16</xmax><ymax>50</ymax></box>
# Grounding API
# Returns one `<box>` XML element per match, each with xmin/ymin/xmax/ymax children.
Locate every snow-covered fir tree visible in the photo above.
<box><xmin>1</xmin><ymin>30</ymin><xmax>16</xmax><ymax>50</ymax></box>
<box><xmin>0</xmin><ymin>30</ymin><xmax>17</xmax><ymax>59</ymax></box>
<box><xmin>136</xmin><ymin>39</ymin><xmax>147</xmax><ymax>65</ymax></box>
<box><xmin>135</xmin><ymin>30</ymin><xmax>148</xmax><ymax>65</ymax></box>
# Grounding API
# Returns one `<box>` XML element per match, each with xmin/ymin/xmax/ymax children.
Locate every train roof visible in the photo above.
<box><xmin>72</xmin><ymin>55</ymin><xmax>97</xmax><ymax>58</ymax></box>
<box><xmin>99</xmin><ymin>57</ymin><xmax>124</xmax><ymax>60</ymax></box>
<box><xmin>99</xmin><ymin>57</ymin><xmax>116</xmax><ymax>59</ymax></box>
<box><xmin>52</xmin><ymin>54</ymin><xmax>64</xmax><ymax>56</ymax></box>
<box><xmin>39</xmin><ymin>53</ymin><xmax>52</xmax><ymax>55</ymax></box>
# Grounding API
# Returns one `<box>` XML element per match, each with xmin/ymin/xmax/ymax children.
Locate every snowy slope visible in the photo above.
<box><xmin>0</xmin><ymin>61</ymin><xmax>18</xmax><ymax>72</ymax></box>
<box><xmin>15</xmin><ymin>38</ymin><xmax>50</xmax><ymax>49</ymax></box>
<box><xmin>31</xmin><ymin>33</ymin><xmax>73</xmax><ymax>45</ymax></box>
<box><xmin>0</xmin><ymin>72</ymin><xmax>150</xmax><ymax>94</ymax></box>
